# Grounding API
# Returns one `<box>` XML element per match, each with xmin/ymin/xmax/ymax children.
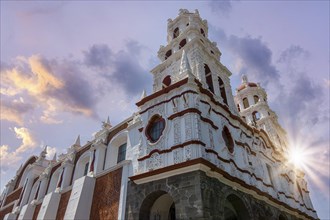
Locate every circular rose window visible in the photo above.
<box><xmin>146</xmin><ymin>115</ymin><xmax>165</xmax><ymax>143</ymax></box>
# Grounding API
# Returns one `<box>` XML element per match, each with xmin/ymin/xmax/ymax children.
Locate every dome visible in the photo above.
<box><xmin>237</xmin><ymin>82</ymin><xmax>257</xmax><ymax>91</ymax></box>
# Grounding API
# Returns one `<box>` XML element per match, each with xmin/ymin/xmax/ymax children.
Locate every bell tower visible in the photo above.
<box><xmin>234</xmin><ymin>75</ymin><xmax>288</xmax><ymax>151</ymax></box>
<box><xmin>150</xmin><ymin>9</ymin><xmax>238</xmax><ymax>114</ymax></box>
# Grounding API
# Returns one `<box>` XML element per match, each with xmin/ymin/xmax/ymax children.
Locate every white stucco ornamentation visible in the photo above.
<box><xmin>0</xmin><ymin>9</ymin><xmax>318</xmax><ymax>220</ymax></box>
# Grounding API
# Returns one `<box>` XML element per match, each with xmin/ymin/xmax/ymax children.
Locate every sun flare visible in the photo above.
<box><xmin>288</xmin><ymin>147</ymin><xmax>306</xmax><ymax>169</ymax></box>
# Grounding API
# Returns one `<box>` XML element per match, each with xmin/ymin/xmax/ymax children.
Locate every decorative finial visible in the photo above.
<box><xmin>179</xmin><ymin>50</ymin><xmax>192</xmax><ymax>76</ymax></box>
<box><xmin>140</xmin><ymin>89</ymin><xmax>147</xmax><ymax>100</ymax></box>
<box><xmin>74</xmin><ymin>135</ymin><xmax>81</xmax><ymax>147</ymax></box>
<box><xmin>52</xmin><ymin>153</ymin><xmax>57</xmax><ymax>162</ymax></box>
<box><xmin>242</xmin><ymin>75</ymin><xmax>248</xmax><ymax>84</ymax></box>
<box><xmin>102</xmin><ymin>116</ymin><xmax>112</xmax><ymax>129</ymax></box>
<box><xmin>37</xmin><ymin>145</ymin><xmax>47</xmax><ymax>162</ymax></box>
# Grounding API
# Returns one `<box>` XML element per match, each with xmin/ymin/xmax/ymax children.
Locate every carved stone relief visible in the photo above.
<box><xmin>185</xmin><ymin>114</ymin><xmax>193</xmax><ymax>141</ymax></box>
<box><xmin>173</xmin><ymin>119</ymin><xmax>181</xmax><ymax>145</ymax></box>
<box><xmin>148</xmin><ymin>104</ymin><xmax>165</xmax><ymax>119</ymax></box>
<box><xmin>147</xmin><ymin>153</ymin><xmax>162</xmax><ymax>171</ymax></box>
<box><xmin>173</xmin><ymin>149</ymin><xmax>183</xmax><ymax>164</ymax></box>
<box><xmin>185</xmin><ymin>146</ymin><xmax>192</xmax><ymax>161</ymax></box>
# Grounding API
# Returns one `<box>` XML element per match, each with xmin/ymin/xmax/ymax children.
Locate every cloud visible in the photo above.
<box><xmin>18</xmin><ymin>2</ymin><xmax>66</xmax><ymax>17</ymax></box>
<box><xmin>275</xmin><ymin>45</ymin><xmax>326</xmax><ymax>119</ymax></box>
<box><xmin>0</xmin><ymin>145</ymin><xmax>22</xmax><ymax>175</ymax></box>
<box><xmin>0</xmin><ymin>127</ymin><xmax>37</xmax><ymax>174</ymax></box>
<box><xmin>278</xmin><ymin>74</ymin><xmax>324</xmax><ymax>120</ymax></box>
<box><xmin>1</xmin><ymin>55</ymin><xmax>98</xmax><ymax>125</ymax></box>
<box><xmin>211</xmin><ymin>27</ymin><xmax>328</xmax><ymax>157</ymax></box>
<box><xmin>83</xmin><ymin>41</ymin><xmax>152</xmax><ymax>96</ymax></box>
<box><xmin>0</xmin><ymin>98</ymin><xmax>34</xmax><ymax>125</ymax></box>
<box><xmin>209</xmin><ymin>0</ymin><xmax>233</xmax><ymax>16</ymax></box>
<box><xmin>14</xmin><ymin>127</ymin><xmax>36</xmax><ymax>153</ymax></box>
<box><xmin>83</xmin><ymin>44</ymin><xmax>113</xmax><ymax>69</ymax></box>
<box><xmin>212</xmin><ymin>27</ymin><xmax>280</xmax><ymax>87</ymax></box>
<box><xmin>1</xmin><ymin>40</ymin><xmax>151</xmax><ymax>126</ymax></box>
<box><xmin>277</xmin><ymin>45</ymin><xmax>310</xmax><ymax>64</ymax></box>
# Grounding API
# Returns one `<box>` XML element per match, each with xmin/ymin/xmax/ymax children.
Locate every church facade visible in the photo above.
<box><xmin>0</xmin><ymin>9</ymin><xmax>318</xmax><ymax>220</ymax></box>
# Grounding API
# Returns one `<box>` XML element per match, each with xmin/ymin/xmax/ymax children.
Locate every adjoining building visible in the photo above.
<box><xmin>0</xmin><ymin>9</ymin><xmax>318</xmax><ymax>220</ymax></box>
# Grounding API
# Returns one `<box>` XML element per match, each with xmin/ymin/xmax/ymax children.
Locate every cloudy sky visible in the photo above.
<box><xmin>1</xmin><ymin>1</ymin><xmax>329</xmax><ymax>218</ymax></box>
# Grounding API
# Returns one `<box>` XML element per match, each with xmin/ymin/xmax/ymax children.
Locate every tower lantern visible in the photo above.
<box><xmin>234</xmin><ymin>75</ymin><xmax>288</xmax><ymax>151</ymax></box>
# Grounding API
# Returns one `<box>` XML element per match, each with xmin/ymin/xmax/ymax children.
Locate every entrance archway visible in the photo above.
<box><xmin>139</xmin><ymin>191</ymin><xmax>176</xmax><ymax>220</ymax></box>
<box><xmin>224</xmin><ymin>194</ymin><xmax>250</xmax><ymax>220</ymax></box>
<box><xmin>279</xmin><ymin>214</ymin><xmax>288</xmax><ymax>220</ymax></box>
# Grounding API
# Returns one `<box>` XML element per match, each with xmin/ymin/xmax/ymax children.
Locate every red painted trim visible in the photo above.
<box><xmin>234</xmin><ymin>140</ymin><xmax>257</xmax><ymax>156</ymax></box>
<box><xmin>139</xmin><ymin>90</ymin><xmax>198</xmax><ymax>115</ymax></box>
<box><xmin>136</xmin><ymin>78</ymin><xmax>189</xmax><ymax>106</ymax></box>
<box><xmin>14</xmin><ymin>156</ymin><xmax>37</xmax><ymax>190</ymax></box>
<box><xmin>168</xmin><ymin>108</ymin><xmax>218</xmax><ymax>130</ymax></box>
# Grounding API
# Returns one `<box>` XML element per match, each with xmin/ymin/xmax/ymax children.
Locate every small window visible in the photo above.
<box><xmin>117</xmin><ymin>143</ymin><xmax>127</xmax><ymax>163</ymax></box>
<box><xmin>254</xmin><ymin>95</ymin><xmax>259</xmax><ymax>104</ymax></box>
<box><xmin>146</xmin><ymin>115</ymin><xmax>165</xmax><ymax>143</ymax></box>
<box><xmin>204</xmin><ymin>64</ymin><xmax>214</xmax><ymax>93</ymax></box>
<box><xmin>186</xmin><ymin>23</ymin><xmax>189</xmax><ymax>26</ymax></box>
<box><xmin>173</xmin><ymin>28</ymin><xmax>179</xmax><ymax>39</ymax></box>
<box><xmin>84</xmin><ymin>162</ymin><xmax>89</xmax><ymax>176</ymax></box>
<box><xmin>200</xmin><ymin>28</ymin><xmax>205</xmax><ymax>37</ymax></box>
<box><xmin>165</xmin><ymin>50</ymin><xmax>172</xmax><ymax>60</ymax></box>
<box><xmin>237</xmin><ymin>104</ymin><xmax>240</xmax><ymax>112</ymax></box>
<box><xmin>218</xmin><ymin>77</ymin><xmax>228</xmax><ymax>105</ymax></box>
<box><xmin>179</xmin><ymin>39</ymin><xmax>186</xmax><ymax>49</ymax></box>
<box><xmin>162</xmin><ymin>75</ymin><xmax>171</xmax><ymax>88</ymax></box>
<box><xmin>252</xmin><ymin>111</ymin><xmax>261</xmax><ymax>122</ymax></box>
<box><xmin>211</xmin><ymin>50</ymin><xmax>214</xmax><ymax>55</ymax></box>
<box><xmin>222</xmin><ymin>126</ymin><xmax>234</xmax><ymax>153</ymax></box>
<box><xmin>243</xmin><ymin>98</ymin><xmax>249</xmax><ymax>109</ymax></box>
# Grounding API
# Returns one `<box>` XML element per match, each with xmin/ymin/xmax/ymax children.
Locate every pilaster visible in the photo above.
<box><xmin>37</xmin><ymin>191</ymin><xmax>61</xmax><ymax>219</ymax></box>
<box><xmin>63</xmin><ymin>175</ymin><xmax>95</xmax><ymax>219</ymax></box>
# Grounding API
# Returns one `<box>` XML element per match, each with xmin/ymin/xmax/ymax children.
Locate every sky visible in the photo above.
<box><xmin>0</xmin><ymin>1</ymin><xmax>329</xmax><ymax>219</ymax></box>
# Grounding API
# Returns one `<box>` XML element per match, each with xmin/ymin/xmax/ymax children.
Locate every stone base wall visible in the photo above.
<box><xmin>126</xmin><ymin>171</ymin><xmax>204</xmax><ymax>220</ymax></box>
<box><xmin>126</xmin><ymin>170</ymin><xmax>306</xmax><ymax>220</ymax></box>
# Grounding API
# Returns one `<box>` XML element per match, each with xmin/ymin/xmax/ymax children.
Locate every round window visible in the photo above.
<box><xmin>146</xmin><ymin>115</ymin><xmax>165</xmax><ymax>143</ymax></box>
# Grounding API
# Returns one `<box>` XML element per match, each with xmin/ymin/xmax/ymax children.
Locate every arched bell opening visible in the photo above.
<box><xmin>224</xmin><ymin>194</ymin><xmax>250</xmax><ymax>220</ymax></box>
<box><xmin>139</xmin><ymin>190</ymin><xmax>176</xmax><ymax>220</ymax></box>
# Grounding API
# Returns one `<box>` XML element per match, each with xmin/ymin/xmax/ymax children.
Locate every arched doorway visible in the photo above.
<box><xmin>139</xmin><ymin>191</ymin><xmax>176</xmax><ymax>220</ymax></box>
<box><xmin>279</xmin><ymin>214</ymin><xmax>288</xmax><ymax>220</ymax></box>
<box><xmin>224</xmin><ymin>194</ymin><xmax>250</xmax><ymax>220</ymax></box>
